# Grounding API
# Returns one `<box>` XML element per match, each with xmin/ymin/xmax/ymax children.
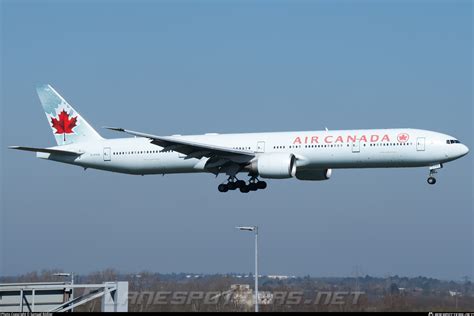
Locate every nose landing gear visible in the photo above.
<box><xmin>427</xmin><ymin>164</ymin><xmax>442</xmax><ymax>185</ymax></box>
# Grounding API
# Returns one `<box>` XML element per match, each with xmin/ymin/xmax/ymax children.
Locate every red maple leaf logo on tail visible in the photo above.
<box><xmin>51</xmin><ymin>110</ymin><xmax>77</xmax><ymax>141</ymax></box>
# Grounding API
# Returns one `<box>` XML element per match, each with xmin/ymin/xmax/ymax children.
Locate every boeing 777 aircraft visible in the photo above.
<box><xmin>10</xmin><ymin>85</ymin><xmax>469</xmax><ymax>193</ymax></box>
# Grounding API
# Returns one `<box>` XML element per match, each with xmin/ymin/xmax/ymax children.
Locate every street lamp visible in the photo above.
<box><xmin>54</xmin><ymin>272</ymin><xmax>74</xmax><ymax>311</ymax></box>
<box><xmin>236</xmin><ymin>226</ymin><xmax>259</xmax><ymax>312</ymax></box>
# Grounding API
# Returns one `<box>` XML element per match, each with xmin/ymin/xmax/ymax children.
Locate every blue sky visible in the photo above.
<box><xmin>1</xmin><ymin>0</ymin><xmax>472</xmax><ymax>280</ymax></box>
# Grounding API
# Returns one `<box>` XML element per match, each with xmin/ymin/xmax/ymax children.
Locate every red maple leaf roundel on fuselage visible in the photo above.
<box><xmin>397</xmin><ymin>133</ymin><xmax>409</xmax><ymax>142</ymax></box>
<box><xmin>51</xmin><ymin>110</ymin><xmax>77</xmax><ymax>140</ymax></box>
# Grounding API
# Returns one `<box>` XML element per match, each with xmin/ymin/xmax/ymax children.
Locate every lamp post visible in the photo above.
<box><xmin>54</xmin><ymin>272</ymin><xmax>74</xmax><ymax>312</ymax></box>
<box><xmin>236</xmin><ymin>226</ymin><xmax>259</xmax><ymax>312</ymax></box>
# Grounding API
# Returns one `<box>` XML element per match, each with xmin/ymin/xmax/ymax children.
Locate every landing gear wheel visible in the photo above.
<box><xmin>427</xmin><ymin>177</ymin><xmax>436</xmax><ymax>185</ymax></box>
<box><xmin>248</xmin><ymin>183</ymin><xmax>258</xmax><ymax>191</ymax></box>
<box><xmin>227</xmin><ymin>182</ymin><xmax>237</xmax><ymax>190</ymax></box>
<box><xmin>257</xmin><ymin>181</ymin><xmax>267</xmax><ymax>189</ymax></box>
<box><xmin>236</xmin><ymin>180</ymin><xmax>246</xmax><ymax>188</ymax></box>
<box><xmin>240</xmin><ymin>185</ymin><xmax>250</xmax><ymax>193</ymax></box>
<box><xmin>218</xmin><ymin>184</ymin><xmax>229</xmax><ymax>192</ymax></box>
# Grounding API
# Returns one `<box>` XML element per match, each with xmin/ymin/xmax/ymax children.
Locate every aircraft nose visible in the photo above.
<box><xmin>460</xmin><ymin>144</ymin><xmax>469</xmax><ymax>157</ymax></box>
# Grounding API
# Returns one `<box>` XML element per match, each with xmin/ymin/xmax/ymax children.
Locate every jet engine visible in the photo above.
<box><xmin>249</xmin><ymin>153</ymin><xmax>297</xmax><ymax>179</ymax></box>
<box><xmin>295</xmin><ymin>168</ymin><xmax>332</xmax><ymax>181</ymax></box>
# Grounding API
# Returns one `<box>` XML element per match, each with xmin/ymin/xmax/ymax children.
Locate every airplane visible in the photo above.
<box><xmin>9</xmin><ymin>84</ymin><xmax>469</xmax><ymax>193</ymax></box>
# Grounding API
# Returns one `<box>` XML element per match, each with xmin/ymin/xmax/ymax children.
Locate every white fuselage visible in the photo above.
<box><xmin>39</xmin><ymin>128</ymin><xmax>469</xmax><ymax>176</ymax></box>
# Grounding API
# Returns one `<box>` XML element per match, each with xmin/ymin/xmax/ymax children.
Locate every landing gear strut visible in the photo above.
<box><xmin>217</xmin><ymin>176</ymin><xmax>267</xmax><ymax>193</ymax></box>
<box><xmin>427</xmin><ymin>164</ymin><xmax>442</xmax><ymax>185</ymax></box>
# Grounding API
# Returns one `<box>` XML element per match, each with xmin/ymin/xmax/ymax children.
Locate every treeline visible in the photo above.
<box><xmin>1</xmin><ymin>269</ymin><xmax>473</xmax><ymax>312</ymax></box>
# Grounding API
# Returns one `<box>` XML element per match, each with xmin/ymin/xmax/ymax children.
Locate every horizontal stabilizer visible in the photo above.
<box><xmin>103</xmin><ymin>126</ymin><xmax>125</xmax><ymax>132</ymax></box>
<box><xmin>8</xmin><ymin>146</ymin><xmax>82</xmax><ymax>156</ymax></box>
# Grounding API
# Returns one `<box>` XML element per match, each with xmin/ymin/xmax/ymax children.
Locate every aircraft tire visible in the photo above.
<box><xmin>248</xmin><ymin>183</ymin><xmax>258</xmax><ymax>191</ymax></box>
<box><xmin>236</xmin><ymin>180</ymin><xmax>246</xmax><ymax>188</ymax></box>
<box><xmin>257</xmin><ymin>181</ymin><xmax>267</xmax><ymax>189</ymax></box>
<box><xmin>218</xmin><ymin>184</ymin><xmax>229</xmax><ymax>192</ymax></box>
<box><xmin>240</xmin><ymin>185</ymin><xmax>250</xmax><ymax>193</ymax></box>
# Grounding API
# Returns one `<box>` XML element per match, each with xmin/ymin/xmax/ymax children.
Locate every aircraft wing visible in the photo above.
<box><xmin>104</xmin><ymin>127</ymin><xmax>255</xmax><ymax>164</ymax></box>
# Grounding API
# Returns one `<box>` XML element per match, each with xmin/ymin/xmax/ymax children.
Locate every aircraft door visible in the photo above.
<box><xmin>103</xmin><ymin>147</ymin><xmax>111</xmax><ymax>161</ymax></box>
<box><xmin>256</xmin><ymin>141</ymin><xmax>265</xmax><ymax>153</ymax></box>
<box><xmin>416</xmin><ymin>137</ymin><xmax>425</xmax><ymax>151</ymax></box>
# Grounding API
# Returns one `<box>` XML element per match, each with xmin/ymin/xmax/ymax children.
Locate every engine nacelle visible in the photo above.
<box><xmin>295</xmin><ymin>168</ymin><xmax>332</xmax><ymax>181</ymax></box>
<box><xmin>249</xmin><ymin>153</ymin><xmax>297</xmax><ymax>179</ymax></box>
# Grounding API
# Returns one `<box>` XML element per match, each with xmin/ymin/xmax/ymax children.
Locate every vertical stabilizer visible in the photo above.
<box><xmin>36</xmin><ymin>84</ymin><xmax>103</xmax><ymax>145</ymax></box>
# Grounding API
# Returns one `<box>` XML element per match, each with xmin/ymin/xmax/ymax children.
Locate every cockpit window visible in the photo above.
<box><xmin>446</xmin><ymin>139</ymin><xmax>461</xmax><ymax>144</ymax></box>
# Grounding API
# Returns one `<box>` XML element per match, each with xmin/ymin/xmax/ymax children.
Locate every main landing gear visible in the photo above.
<box><xmin>218</xmin><ymin>176</ymin><xmax>267</xmax><ymax>193</ymax></box>
<box><xmin>427</xmin><ymin>164</ymin><xmax>442</xmax><ymax>185</ymax></box>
